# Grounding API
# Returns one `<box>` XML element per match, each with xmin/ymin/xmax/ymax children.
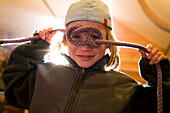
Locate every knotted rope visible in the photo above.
<box><xmin>67</xmin><ymin>26</ymin><xmax>163</xmax><ymax>113</ymax></box>
<box><xmin>0</xmin><ymin>26</ymin><xmax>163</xmax><ymax>113</ymax></box>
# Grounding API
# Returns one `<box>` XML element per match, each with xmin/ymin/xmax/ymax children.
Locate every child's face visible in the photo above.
<box><xmin>67</xmin><ymin>21</ymin><xmax>106</xmax><ymax>68</ymax></box>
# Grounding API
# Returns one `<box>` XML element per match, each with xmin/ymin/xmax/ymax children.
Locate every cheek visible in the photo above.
<box><xmin>94</xmin><ymin>45</ymin><xmax>106</xmax><ymax>59</ymax></box>
<box><xmin>99</xmin><ymin>45</ymin><xmax>106</xmax><ymax>54</ymax></box>
<box><xmin>68</xmin><ymin>43</ymin><xmax>76</xmax><ymax>56</ymax></box>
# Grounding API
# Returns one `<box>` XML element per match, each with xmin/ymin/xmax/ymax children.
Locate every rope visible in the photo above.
<box><xmin>67</xmin><ymin>26</ymin><xmax>163</xmax><ymax>113</ymax></box>
<box><xmin>0</xmin><ymin>26</ymin><xmax>163</xmax><ymax>113</ymax></box>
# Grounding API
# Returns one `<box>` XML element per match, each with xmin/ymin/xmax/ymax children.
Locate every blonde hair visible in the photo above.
<box><xmin>105</xmin><ymin>26</ymin><xmax>119</xmax><ymax>69</ymax></box>
<box><xmin>58</xmin><ymin>26</ymin><xmax>119</xmax><ymax>69</ymax></box>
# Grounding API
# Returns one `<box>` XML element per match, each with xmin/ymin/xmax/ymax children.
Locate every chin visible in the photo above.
<box><xmin>78</xmin><ymin>64</ymin><xmax>93</xmax><ymax>68</ymax></box>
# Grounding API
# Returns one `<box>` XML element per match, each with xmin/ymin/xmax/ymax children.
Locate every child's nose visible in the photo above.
<box><xmin>81</xmin><ymin>33</ymin><xmax>88</xmax><ymax>41</ymax></box>
<box><xmin>79</xmin><ymin>45</ymin><xmax>92</xmax><ymax>51</ymax></box>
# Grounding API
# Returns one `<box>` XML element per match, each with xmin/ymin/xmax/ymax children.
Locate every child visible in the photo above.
<box><xmin>2</xmin><ymin>0</ymin><xmax>170</xmax><ymax>113</ymax></box>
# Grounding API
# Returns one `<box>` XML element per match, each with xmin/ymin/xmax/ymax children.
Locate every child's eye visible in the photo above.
<box><xmin>72</xmin><ymin>35</ymin><xmax>80</xmax><ymax>39</ymax></box>
<box><xmin>71</xmin><ymin>35</ymin><xmax>82</xmax><ymax>41</ymax></box>
<box><xmin>91</xmin><ymin>35</ymin><xmax>100</xmax><ymax>39</ymax></box>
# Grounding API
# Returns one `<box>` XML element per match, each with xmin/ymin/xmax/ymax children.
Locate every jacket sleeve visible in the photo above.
<box><xmin>139</xmin><ymin>58</ymin><xmax>170</xmax><ymax>87</ymax></box>
<box><xmin>139</xmin><ymin>58</ymin><xmax>170</xmax><ymax>112</ymax></box>
<box><xmin>2</xmin><ymin>39</ymin><xmax>50</xmax><ymax>109</ymax></box>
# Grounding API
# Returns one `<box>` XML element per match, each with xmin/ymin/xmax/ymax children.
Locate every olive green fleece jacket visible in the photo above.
<box><xmin>2</xmin><ymin>39</ymin><xmax>170</xmax><ymax>113</ymax></box>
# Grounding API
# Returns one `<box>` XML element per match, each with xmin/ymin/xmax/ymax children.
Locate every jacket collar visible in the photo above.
<box><xmin>61</xmin><ymin>53</ymin><xmax>110</xmax><ymax>71</ymax></box>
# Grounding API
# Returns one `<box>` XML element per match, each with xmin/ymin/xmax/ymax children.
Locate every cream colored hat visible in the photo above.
<box><xmin>65</xmin><ymin>0</ymin><xmax>112</xmax><ymax>29</ymax></box>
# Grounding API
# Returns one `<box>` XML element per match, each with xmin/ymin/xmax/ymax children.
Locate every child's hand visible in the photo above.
<box><xmin>138</xmin><ymin>44</ymin><xmax>168</xmax><ymax>65</ymax></box>
<box><xmin>39</xmin><ymin>27</ymin><xmax>57</xmax><ymax>44</ymax></box>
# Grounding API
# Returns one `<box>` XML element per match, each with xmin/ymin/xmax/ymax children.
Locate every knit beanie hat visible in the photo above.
<box><xmin>65</xmin><ymin>0</ymin><xmax>112</xmax><ymax>29</ymax></box>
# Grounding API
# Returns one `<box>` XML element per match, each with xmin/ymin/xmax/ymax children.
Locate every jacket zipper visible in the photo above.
<box><xmin>64</xmin><ymin>69</ymin><xmax>86</xmax><ymax>113</ymax></box>
<box><xmin>75</xmin><ymin>69</ymin><xmax>85</xmax><ymax>93</ymax></box>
